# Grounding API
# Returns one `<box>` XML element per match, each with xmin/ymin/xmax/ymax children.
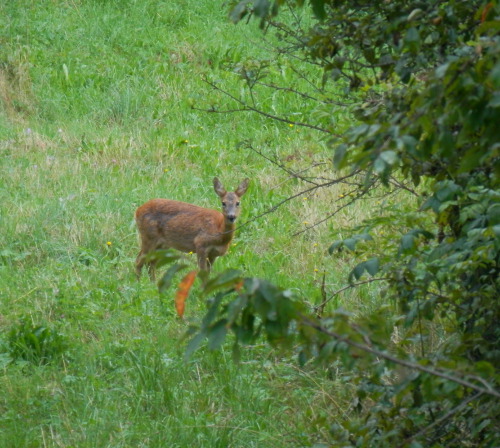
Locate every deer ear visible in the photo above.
<box><xmin>235</xmin><ymin>178</ymin><xmax>250</xmax><ymax>197</ymax></box>
<box><xmin>213</xmin><ymin>177</ymin><xmax>227</xmax><ymax>198</ymax></box>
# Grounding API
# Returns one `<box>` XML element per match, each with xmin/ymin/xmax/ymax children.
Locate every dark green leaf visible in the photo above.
<box><xmin>435</xmin><ymin>181</ymin><xmax>460</xmax><ymax>202</ymax></box>
<box><xmin>184</xmin><ymin>331</ymin><xmax>206</xmax><ymax>360</ymax></box>
<box><xmin>380</xmin><ymin>150</ymin><xmax>398</xmax><ymax>165</ymax></box>
<box><xmin>350</xmin><ymin>261</ymin><xmax>366</xmax><ymax>281</ymax></box>
<box><xmin>487</xmin><ymin>204</ymin><xmax>500</xmax><ymax>225</ymax></box>
<box><xmin>201</xmin><ymin>291</ymin><xmax>227</xmax><ymax>327</ymax></box>
<box><xmin>229</xmin><ymin>1</ymin><xmax>250</xmax><ymax>23</ymax></box>
<box><xmin>158</xmin><ymin>263</ymin><xmax>188</xmax><ymax>295</ymax></box>
<box><xmin>203</xmin><ymin>269</ymin><xmax>243</xmax><ymax>295</ymax></box>
<box><xmin>328</xmin><ymin>240</ymin><xmax>343</xmax><ymax>254</ymax></box>
<box><xmin>298</xmin><ymin>349</ymin><xmax>309</xmax><ymax>366</ymax></box>
<box><xmin>310</xmin><ymin>0</ymin><xmax>326</xmax><ymax>20</ymax></box>
<box><xmin>333</xmin><ymin>143</ymin><xmax>348</xmax><ymax>168</ymax></box>
<box><xmin>343</xmin><ymin>238</ymin><xmax>357</xmax><ymax>251</ymax></box>
<box><xmin>488</xmin><ymin>92</ymin><xmax>500</xmax><ymax>108</ymax></box>
<box><xmin>258</xmin><ymin>280</ymin><xmax>278</xmax><ymax>304</ymax></box>
<box><xmin>373</xmin><ymin>155</ymin><xmax>387</xmax><ymax>174</ymax></box>
<box><xmin>145</xmin><ymin>249</ymin><xmax>182</xmax><ymax>269</ymax></box>
<box><xmin>364</xmin><ymin>258</ymin><xmax>380</xmax><ymax>276</ymax></box>
<box><xmin>207</xmin><ymin>320</ymin><xmax>228</xmax><ymax>350</ymax></box>
<box><xmin>254</xmin><ymin>0</ymin><xmax>271</xmax><ymax>18</ymax></box>
<box><xmin>400</xmin><ymin>234</ymin><xmax>415</xmax><ymax>253</ymax></box>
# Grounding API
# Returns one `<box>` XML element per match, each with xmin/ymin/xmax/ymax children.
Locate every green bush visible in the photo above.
<box><xmin>7</xmin><ymin>319</ymin><xmax>69</xmax><ymax>365</ymax></box>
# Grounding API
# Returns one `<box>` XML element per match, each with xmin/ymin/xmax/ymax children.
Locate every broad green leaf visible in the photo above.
<box><xmin>373</xmin><ymin>155</ymin><xmax>387</xmax><ymax>174</ymax></box>
<box><xmin>254</xmin><ymin>0</ymin><xmax>271</xmax><ymax>18</ymax></box>
<box><xmin>258</xmin><ymin>281</ymin><xmax>277</xmax><ymax>305</ymax></box>
<box><xmin>229</xmin><ymin>2</ymin><xmax>249</xmax><ymax>23</ymax></box>
<box><xmin>435</xmin><ymin>181</ymin><xmax>460</xmax><ymax>202</ymax></box>
<box><xmin>401</xmin><ymin>135</ymin><xmax>418</xmax><ymax>154</ymax></box>
<box><xmin>145</xmin><ymin>249</ymin><xmax>182</xmax><ymax>269</ymax></box>
<box><xmin>404</xmin><ymin>27</ymin><xmax>420</xmax><ymax>48</ymax></box>
<box><xmin>364</xmin><ymin>257</ymin><xmax>380</xmax><ymax>276</ymax></box>
<box><xmin>203</xmin><ymin>269</ymin><xmax>243</xmax><ymax>295</ymax></box>
<box><xmin>343</xmin><ymin>238</ymin><xmax>357</xmax><ymax>251</ymax></box>
<box><xmin>184</xmin><ymin>331</ymin><xmax>206</xmax><ymax>360</ymax></box>
<box><xmin>435</xmin><ymin>62</ymin><xmax>450</xmax><ymax>79</ymax></box>
<box><xmin>488</xmin><ymin>92</ymin><xmax>500</xmax><ymax>108</ymax></box>
<box><xmin>350</xmin><ymin>261</ymin><xmax>366</xmax><ymax>281</ymax></box>
<box><xmin>311</xmin><ymin>0</ymin><xmax>326</xmax><ymax>19</ymax></box>
<box><xmin>226</xmin><ymin>294</ymin><xmax>246</xmax><ymax>323</ymax></box>
<box><xmin>202</xmin><ymin>292</ymin><xmax>227</xmax><ymax>327</ymax></box>
<box><xmin>298</xmin><ymin>349</ymin><xmax>309</xmax><ymax>366</ymax></box>
<box><xmin>207</xmin><ymin>320</ymin><xmax>229</xmax><ymax>350</ymax></box>
<box><xmin>487</xmin><ymin>203</ymin><xmax>500</xmax><ymax>225</ymax></box>
<box><xmin>380</xmin><ymin>150</ymin><xmax>398</xmax><ymax>165</ymax></box>
<box><xmin>328</xmin><ymin>240</ymin><xmax>343</xmax><ymax>254</ymax></box>
<box><xmin>493</xmin><ymin>224</ymin><xmax>500</xmax><ymax>236</ymax></box>
<box><xmin>358</xmin><ymin>233</ymin><xmax>373</xmax><ymax>242</ymax></box>
<box><xmin>459</xmin><ymin>147</ymin><xmax>484</xmax><ymax>173</ymax></box>
<box><xmin>400</xmin><ymin>233</ymin><xmax>415</xmax><ymax>252</ymax></box>
<box><xmin>333</xmin><ymin>143</ymin><xmax>348</xmax><ymax>168</ymax></box>
<box><xmin>158</xmin><ymin>263</ymin><xmax>188</xmax><ymax>295</ymax></box>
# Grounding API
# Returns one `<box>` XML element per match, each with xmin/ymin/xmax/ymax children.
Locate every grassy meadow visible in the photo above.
<box><xmin>0</xmin><ymin>1</ymin><xmax>391</xmax><ymax>446</ymax></box>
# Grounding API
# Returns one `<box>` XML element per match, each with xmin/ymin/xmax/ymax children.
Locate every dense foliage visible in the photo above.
<box><xmin>183</xmin><ymin>1</ymin><xmax>500</xmax><ymax>446</ymax></box>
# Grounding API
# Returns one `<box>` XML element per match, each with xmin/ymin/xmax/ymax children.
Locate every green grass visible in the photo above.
<box><xmin>0</xmin><ymin>1</ymin><xmax>394</xmax><ymax>446</ymax></box>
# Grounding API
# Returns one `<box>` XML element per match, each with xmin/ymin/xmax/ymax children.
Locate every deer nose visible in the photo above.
<box><xmin>228</xmin><ymin>215</ymin><xmax>236</xmax><ymax>222</ymax></box>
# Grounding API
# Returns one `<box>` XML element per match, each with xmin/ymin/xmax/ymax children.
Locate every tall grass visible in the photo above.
<box><xmin>0</xmin><ymin>1</ymin><xmax>397</xmax><ymax>446</ymax></box>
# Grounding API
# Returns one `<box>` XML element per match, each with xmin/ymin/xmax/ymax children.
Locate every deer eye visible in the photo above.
<box><xmin>222</xmin><ymin>202</ymin><xmax>226</xmax><ymax>207</ymax></box>
<box><xmin>236</xmin><ymin>202</ymin><xmax>240</xmax><ymax>207</ymax></box>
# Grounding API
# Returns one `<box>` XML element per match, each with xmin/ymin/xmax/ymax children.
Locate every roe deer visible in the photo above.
<box><xmin>135</xmin><ymin>177</ymin><xmax>250</xmax><ymax>279</ymax></box>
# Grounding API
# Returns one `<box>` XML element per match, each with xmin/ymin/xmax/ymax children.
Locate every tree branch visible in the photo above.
<box><xmin>293</xmin><ymin>177</ymin><xmax>378</xmax><ymax>237</ymax></box>
<box><xmin>232</xmin><ymin>172</ymin><xmax>362</xmax><ymax>234</ymax></box>
<box><xmin>196</xmin><ymin>78</ymin><xmax>339</xmax><ymax>136</ymax></box>
<box><xmin>242</xmin><ymin>141</ymin><xmax>322</xmax><ymax>186</ymax></box>
<box><xmin>301</xmin><ymin>317</ymin><xmax>500</xmax><ymax>399</ymax></box>
<box><xmin>398</xmin><ymin>392</ymin><xmax>483</xmax><ymax>448</ymax></box>
<box><xmin>314</xmin><ymin>277</ymin><xmax>387</xmax><ymax>314</ymax></box>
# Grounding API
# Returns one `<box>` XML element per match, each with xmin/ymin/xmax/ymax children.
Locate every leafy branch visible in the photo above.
<box><xmin>300</xmin><ymin>316</ymin><xmax>500</xmax><ymax>399</ymax></box>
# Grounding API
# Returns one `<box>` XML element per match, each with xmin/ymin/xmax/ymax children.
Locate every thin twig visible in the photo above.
<box><xmin>196</xmin><ymin>78</ymin><xmax>339</xmax><ymax>136</ymax></box>
<box><xmin>254</xmin><ymin>79</ymin><xmax>353</xmax><ymax>107</ymax></box>
<box><xmin>388</xmin><ymin>176</ymin><xmax>420</xmax><ymax>197</ymax></box>
<box><xmin>293</xmin><ymin>178</ymin><xmax>378</xmax><ymax>237</ymax></box>
<box><xmin>316</xmin><ymin>272</ymin><xmax>328</xmax><ymax>317</ymax></box>
<box><xmin>243</xmin><ymin>142</ymin><xmax>321</xmax><ymax>186</ymax></box>
<box><xmin>314</xmin><ymin>277</ymin><xmax>387</xmax><ymax>312</ymax></box>
<box><xmin>239</xmin><ymin>176</ymin><xmax>358</xmax><ymax>231</ymax></box>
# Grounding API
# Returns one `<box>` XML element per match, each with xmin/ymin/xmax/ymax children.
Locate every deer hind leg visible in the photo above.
<box><xmin>136</xmin><ymin>250</ymin><xmax>159</xmax><ymax>281</ymax></box>
<box><xmin>136</xmin><ymin>236</ymin><xmax>159</xmax><ymax>281</ymax></box>
<box><xmin>135</xmin><ymin>250</ymin><xmax>145</xmax><ymax>279</ymax></box>
<box><xmin>147</xmin><ymin>259</ymin><xmax>157</xmax><ymax>281</ymax></box>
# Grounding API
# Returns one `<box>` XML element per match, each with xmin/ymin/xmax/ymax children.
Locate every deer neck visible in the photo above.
<box><xmin>220</xmin><ymin>219</ymin><xmax>236</xmax><ymax>244</ymax></box>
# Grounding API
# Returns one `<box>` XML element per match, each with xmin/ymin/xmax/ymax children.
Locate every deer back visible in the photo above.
<box><xmin>135</xmin><ymin>199</ymin><xmax>227</xmax><ymax>253</ymax></box>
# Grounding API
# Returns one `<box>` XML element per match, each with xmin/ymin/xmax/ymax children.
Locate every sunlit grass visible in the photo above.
<box><xmin>0</xmin><ymin>1</ymin><xmax>395</xmax><ymax>446</ymax></box>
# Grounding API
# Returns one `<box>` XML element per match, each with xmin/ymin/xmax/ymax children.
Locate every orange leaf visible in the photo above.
<box><xmin>482</xmin><ymin>2</ymin><xmax>493</xmax><ymax>22</ymax></box>
<box><xmin>175</xmin><ymin>270</ymin><xmax>197</xmax><ymax>318</ymax></box>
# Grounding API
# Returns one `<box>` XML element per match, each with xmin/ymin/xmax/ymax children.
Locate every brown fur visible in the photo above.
<box><xmin>135</xmin><ymin>178</ymin><xmax>249</xmax><ymax>279</ymax></box>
